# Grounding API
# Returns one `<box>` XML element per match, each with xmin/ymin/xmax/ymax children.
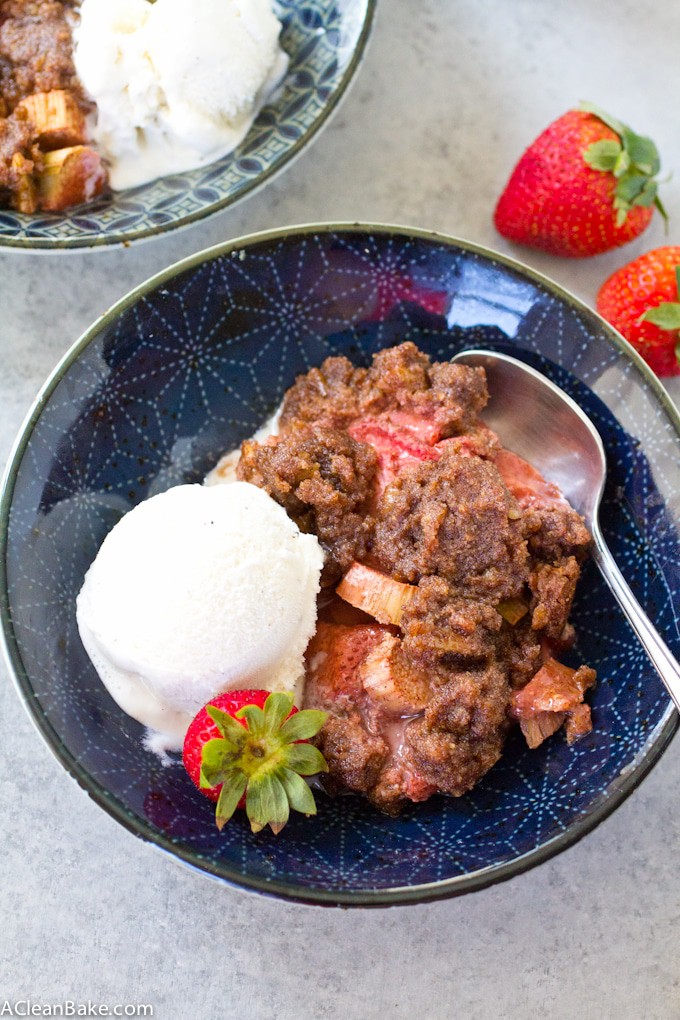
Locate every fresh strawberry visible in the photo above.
<box><xmin>596</xmin><ymin>246</ymin><xmax>680</xmax><ymax>376</ymax></box>
<box><xmin>494</xmin><ymin>103</ymin><xmax>666</xmax><ymax>257</ymax></box>
<box><xmin>182</xmin><ymin>689</ymin><xmax>328</xmax><ymax>834</ymax></box>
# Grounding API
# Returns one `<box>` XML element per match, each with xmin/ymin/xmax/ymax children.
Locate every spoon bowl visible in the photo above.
<box><xmin>453</xmin><ymin>348</ymin><xmax>680</xmax><ymax>712</ymax></box>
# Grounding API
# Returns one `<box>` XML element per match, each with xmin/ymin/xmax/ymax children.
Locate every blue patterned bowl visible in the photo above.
<box><xmin>0</xmin><ymin>2</ymin><xmax>375</xmax><ymax>251</ymax></box>
<box><xmin>3</xmin><ymin>225</ymin><xmax>680</xmax><ymax>906</ymax></box>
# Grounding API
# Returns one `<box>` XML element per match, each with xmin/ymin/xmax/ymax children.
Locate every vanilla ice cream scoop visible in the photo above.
<box><xmin>73</xmin><ymin>0</ymin><xmax>288</xmax><ymax>190</ymax></box>
<box><xmin>76</xmin><ymin>482</ymin><xmax>323</xmax><ymax>749</ymax></box>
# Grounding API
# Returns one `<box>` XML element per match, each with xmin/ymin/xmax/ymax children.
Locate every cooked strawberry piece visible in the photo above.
<box><xmin>348</xmin><ymin>417</ymin><xmax>439</xmax><ymax>495</ymax></box>
<box><xmin>383</xmin><ymin>409</ymin><xmax>443</xmax><ymax>444</ymax></box>
<box><xmin>347</xmin><ymin>414</ymin><xmax>442</xmax><ymax>497</ymax></box>
<box><xmin>399</xmin><ymin>770</ymin><xmax>437</xmax><ymax>802</ymax></box>
<box><xmin>377</xmin><ymin>759</ymin><xmax>437</xmax><ymax>805</ymax></box>
<box><xmin>494</xmin><ymin>449</ymin><xmax>567</xmax><ymax>510</ymax></box>
<box><xmin>347</xmin><ymin>419</ymin><xmax>429</xmax><ymax>457</ymax></box>
<box><xmin>336</xmin><ymin>561</ymin><xmax>416</xmax><ymax>626</ymax></box>
<box><xmin>305</xmin><ymin>621</ymin><xmax>389</xmax><ymax>705</ymax></box>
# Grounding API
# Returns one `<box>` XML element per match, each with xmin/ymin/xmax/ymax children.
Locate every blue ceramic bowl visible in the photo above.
<box><xmin>3</xmin><ymin>224</ymin><xmax>680</xmax><ymax>906</ymax></box>
<box><xmin>0</xmin><ymin>1</ymin><xmax>375</xmax><ymax>251</ymax></box>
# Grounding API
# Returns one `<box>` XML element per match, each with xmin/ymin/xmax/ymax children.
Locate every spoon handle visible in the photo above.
<box><xmin>591</xmin><ymin>519</ymin><xmax>680</xmax><ymax>713</ymax></box>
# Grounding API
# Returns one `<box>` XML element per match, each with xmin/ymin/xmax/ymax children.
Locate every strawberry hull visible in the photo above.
<box><xmin>183</xmin><ymin>689</ymin><xmax>272</xmax><ymax>804</ymax></box>
<box><xmin>182</xmin><ymin>690</ymin><xmax>328</xmax><ymax>834</ymax></box>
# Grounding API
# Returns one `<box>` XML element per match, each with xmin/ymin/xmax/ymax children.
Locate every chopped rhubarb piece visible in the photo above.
<box><xmin>565</xmin><ymin>702</ymin><xmax>592</xmax><ymax>744</ymax></box>
<box><xmin>511</xmin><ymin>658</ymin><xmax>596</xmax><ymax>748</ymax></box>
<box><xmin>494</xmin><ymin>449</ymin><xmax>568</xmax><ymax>510</ymax></box>
<box><xmin>9</xmin><ymin>152</ymin><xmax>36</xmax><ymax>213</ymax></box>
<box><xmin>318</xmin><ymin>592</ymin><xmax>374</xmax><ymax>627</ymax></box>
<box><xmin>497</xmin><ymin>596</ymin><xmax>529</xmax><ymax>625</ymax></box>
<box><xmin>17</xmin><ymin>91</ymin><xmax>86</xmax><ymax>150</ymax></box>
<box><xmin>519</xmin><ymin>710</ymin><xmax>567</xmax><ymax>749</ymax></box>
<box><xmin>511</xmin><ymin>658</ymin><xmax>595</xmax><ymax>717</ymax></box>
<box><xmin>35</xmin><ymin>145</ymin><xmax>106</xmax><ymax>212</ymax></box>
<box><xmin>11</xmin><ymin>172</ymin><xmax>37</xmax><ymax>213</ymax></box>
<box><xmin>359</xmin><ymin>632</ymin><xmax>404</xmax><ymax>711</ymax></box>
<box><xmin>358</xmin><ymin>631</ymin><xmax>427</xmax><ymax>715</ymax></box>
<box><xmin>337</xmin><ymin>561</ymin><xmax>416</xmax><ymax>626</ymax></box>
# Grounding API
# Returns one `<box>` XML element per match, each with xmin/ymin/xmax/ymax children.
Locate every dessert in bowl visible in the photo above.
<box><xmin>0</xmin><ymin>0</ymin><xmax>376</xmax><ymax>249</ymax></box>
<box><xmin>2</xmin><ymin>224</ymin><xmax>679</xmax><ymax>905</ymax></box>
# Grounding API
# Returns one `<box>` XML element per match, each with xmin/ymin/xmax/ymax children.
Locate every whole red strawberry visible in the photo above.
<box><xmin>596</xmin><ymin>246</ymin><xmax>680</xmax><ymax>377</ymax></box>
<box><xmin>494</xmin><ymin>103</ymin><xmax>666</xmax><ymax>257</ymax></box>
<box><xmin>183</xmin><ymin>688</ymin><xmax>328</xmax><ymax>834</ymax></box>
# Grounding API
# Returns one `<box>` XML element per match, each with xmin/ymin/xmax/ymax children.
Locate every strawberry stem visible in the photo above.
<box><xmin>579</xmin><ymin>102</ymin><xmax>667</xmax><ymax>227</ymax></box>
<box><xmin>200</xmin><ymin>691</ymin><xmax>328</xmax><ymax>834</ymax></box>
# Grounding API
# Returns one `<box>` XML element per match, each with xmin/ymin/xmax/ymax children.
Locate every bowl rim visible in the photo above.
<box><xmin>2</xmin><ymin>221</ymin><xmax>679</xmax><ymax>906</ymax></box>
<box><xmin>0</xmin><ymin>1</ymin><xmax>378</xmax><ymax>253</ymax></box>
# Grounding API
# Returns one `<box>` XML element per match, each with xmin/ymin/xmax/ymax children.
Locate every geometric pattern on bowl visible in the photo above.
<box><xmin>2</xmin><ymin>225</ymin><xmax>679</xmax><ymax>905</ymax></box>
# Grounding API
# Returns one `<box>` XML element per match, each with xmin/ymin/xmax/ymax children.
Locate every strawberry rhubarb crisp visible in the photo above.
<box><xmin>234</xmin><ymin>342</ymin><xmax>596</xmax><ymax>816</ymax></box>
<box><xmin>0</xmin><ymin>0</ymin><xmax>106</xmax><ymax>212</ymax></box>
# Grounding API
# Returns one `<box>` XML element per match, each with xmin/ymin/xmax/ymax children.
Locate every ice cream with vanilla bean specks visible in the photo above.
<box><xmin>73</xmin><ymin>0</ymin><xmax>288</xmax><ymax>189</ymax></box>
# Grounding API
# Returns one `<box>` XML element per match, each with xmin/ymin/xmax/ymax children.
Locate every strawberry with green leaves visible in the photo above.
<box><xmin>596</xmin><ymin>246</ymin><xmax>680</xmax><ymax>377</ymax></box>
<box><xmin>183</xmin><ymin>689</ymin><xmax>328</xmax><ymax>834</ymax></box>
<box><xmin>494</xmin><ymin>103</ymin><xmax>667</xmax><ymax>257</ymax></box>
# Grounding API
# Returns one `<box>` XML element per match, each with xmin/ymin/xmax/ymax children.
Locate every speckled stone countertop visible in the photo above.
<box><xmin>2</xmin><ymin>2</ymin><xmax>680</xmax><ymax>1017</ymax></box>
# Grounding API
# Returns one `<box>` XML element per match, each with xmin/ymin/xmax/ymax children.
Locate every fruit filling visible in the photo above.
<box><xmin>235</xmin><ymin>342</ymin><xmax>596</xmax><ymax>816</ymax></box>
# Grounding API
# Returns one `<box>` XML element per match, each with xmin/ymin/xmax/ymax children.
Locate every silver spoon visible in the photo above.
<box><xmin>452</xmin><ymin>348</ymin><xmax>680</xmax><ymax>712</ymax></box>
